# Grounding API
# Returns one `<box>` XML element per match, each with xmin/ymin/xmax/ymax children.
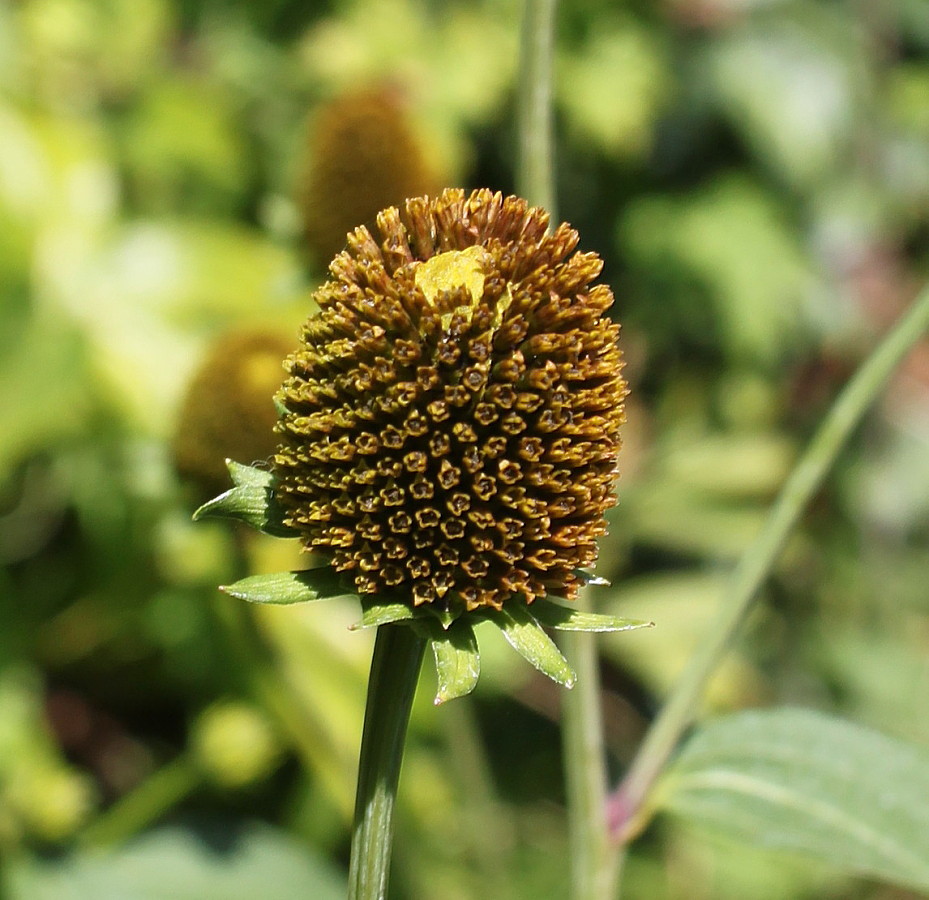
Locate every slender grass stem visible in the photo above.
<box><xmin>608</xmin><ymin>283</ymin><xmax>929</xmax><ymax>858</ymax></box>
<box><xmin>516</xmin><ymin>0</ymin><xmax>558</xmax><ymax>220</ymax></box>
<box><xmin>78</xmin><ymin>755</ymin><xmax>201</xmax><ymax>849</ymax></box>
<box><xmin>348</xmin><ymin>624</ymin><xmax>426</xmax><ymax>900</ymax></box>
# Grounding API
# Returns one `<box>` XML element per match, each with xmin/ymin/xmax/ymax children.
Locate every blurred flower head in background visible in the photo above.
<box><xmin>173</xmin><ymin>329</ymin><xmax>295</xmax><ymax>501</ymax></box>
<box><xmin>296</xmin><ymin>81</ymin><xmax>441</xmax><ymax>267</ymax></box>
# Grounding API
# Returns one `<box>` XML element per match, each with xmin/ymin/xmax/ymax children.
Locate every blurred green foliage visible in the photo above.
<box><xmin>1</xmin><ymin>0</ymin><xmax>928</xmax><ymax>897</ymax></box>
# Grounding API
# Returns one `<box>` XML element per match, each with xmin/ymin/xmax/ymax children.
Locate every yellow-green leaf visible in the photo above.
<box><xmin>485</xmin><ymin>604</ymin><xmax>576</xmax><ymax>688</ymax></box>
<box><xmin>531</xmin><ymin>597</ymin><xmax>654</xmax><ymax>633</ymax></box>
<box><xmin>658</xmin><ymin>708</ymin><xmax>929</xmax><ymax>893</ymax></box>
<box><xmin>351</xmin><ymin>599</ymin><xmax>415</xmax><ymax>630</ymax></box>
<box><xmin>193</xmin><ymin>460</ymin><xmax>298</xmax><ymax>538</ymax></box>
<box><xmin>221</xmin><ymin>568</ymin><xmax>354</xmax><ymax>605</ymax></box>
<box><xmin>429</xmin><ymin>619</ymin><xmax>480</xmax><ymax>705</ymax></box>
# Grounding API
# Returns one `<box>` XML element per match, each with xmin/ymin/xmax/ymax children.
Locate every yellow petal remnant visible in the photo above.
<box><xmin>415</xmin><ymin>245</ymin><xmax>489</xmax><ymax>305</ymax></box>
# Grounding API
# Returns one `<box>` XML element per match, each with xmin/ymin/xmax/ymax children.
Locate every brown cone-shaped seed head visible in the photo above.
<box><xmin>274</xmin><ymin>189</ymin><xmax>626</xmax><ymax>612</ymax></box>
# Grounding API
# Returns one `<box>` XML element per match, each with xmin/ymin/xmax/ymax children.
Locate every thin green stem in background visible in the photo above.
<box><xmin>348</xmin><ymin>624</ymin><xmax>426</xmax><ymax>900</ymax></box>
<box><xmin>561</xmin><ymin>591</ymin><xmax>619</xmax><ymax>900</ymax></box>
<box><xmin>77</xmin><ymin>755</ymin><xmax>201</xmax><ymax>850</ymax></box>
<box><xmin>441</xmin><ymin>699</ymin><xmax>514</xmax><ymax>895</ymax></box>
<box><xmin>517</xmin><ymin>1</ymin><xmax>618</xmax><ymax>897</ymax></box>
<box><xmin>608</xmin><ymin>283</ymin><xmax>929</xmax><ymax>860</ymax></box>
<box><xmin>516</xmin><ymin>0</ymin><xmax>557</xmax><ymax>220</ymax></box>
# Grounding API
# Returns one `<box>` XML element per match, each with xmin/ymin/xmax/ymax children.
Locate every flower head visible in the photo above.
<box><xmin>273</xmin><ymin>188</ymin><xmax>627</xmax><ymax>617</ymax></box>
<box><xmin>173</xmin><ymin>329</ymin><xmax>295</xmax><ymax>501</ymax></box>
<box><xmin>297</xmin><ymin>83</ymin><xmax>440</xmax><ymax>266</ymax></box>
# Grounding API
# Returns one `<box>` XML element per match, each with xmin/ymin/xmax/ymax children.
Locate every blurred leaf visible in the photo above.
<box><xmin>624</xmin><ymin>481</ymin><xmax>769</xmax><ymax>560</ymax></box>
<box><xmin>19</xmin><ymin>0</ymin><xmax>171</xmax><ymax>100</ymax></box>
<box><xmin>258</xmin><ymin>601</ymin><xmax>370</xmax><ymax>819</ymax></box>
<box><xmin>0</xmin><ymin>668</ymin><xmax>45</xmax><ymax>776</ymax></box>
<box><xmin>41</xmin><ymin>219</ymin><xmax>305</xmax><ymax>437</ymax></box>
<box><xmin>4</xmin><ymin>821</ymin><xmax>346</xmax><ymax>900</ymax></box>
<box><xmin>601</xmin><ymin>573</ymin><xmax>764</xmax><ymax>709</ymax></box>
<box><xmin>559</xmin><ymin>18</ymin><xmax>669</xmax><ymax>158</ymax></box>
<box><xmin>484</xmin><ymin>603</ymin><xmax>576</xmax><ymax>688</ymax></box>
<box><xmin>814</xmin><ymin>627</ymin><xmax>929</xmax><ymax>745</ymax></box>
<box><xmin>661</xmin><ymin>825</ymin><xmax>853</xmax><ymax>900</ymax></box>
<box><xmin>0</xmin><ymin>312</ymin><xmax>92</xmax><ymax>484</ymax></box>
<box><xmin>0</xmin><ymin>102</ymin><xmax>117</xmax><ymax>285</ymax></box>
<box><xmin>658</xmin><ymin>708</ymin><xmax>929</xmax><ymax>893</ymax></box>
<box><xmin>657</xmin><ymin>432</ymin><xmax>795</xmax><ymax>499</ymax></box>
<box><xmin>221</xmin><ymin>568</ymin><xmax>355</xmax><ymax>606</ymax></box>
<box><xmin>621</xmin><ymin>176</ymin><xmax>816</xmax><ymax>366</ymax></box>
<box><xmin>888</xmin><ymin>63</ymin><xmax>929</xmax><ymax>138</ymax></box>
<box><xmin>707</xmin><ymin>10</ymin><xmax>865</xmax><ymax>186</ymax></box>
<box><xmin>122</xmin><ymin>76</ymin><xmax>250</xmax><ymax>214</ymax></box>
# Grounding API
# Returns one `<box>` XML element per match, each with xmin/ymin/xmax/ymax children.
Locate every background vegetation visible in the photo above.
<box><xmin>1</xmin><ymin>0</ymin><xmax>928</xmax><ymax>897</ymax></box>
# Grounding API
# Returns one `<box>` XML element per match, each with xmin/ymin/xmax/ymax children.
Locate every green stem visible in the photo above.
<box><xmin>608</xmin><ymin>283</ymin><xmax>929</xmax><ymax>853</ymax></box>
<box><xmin>78</xmin><ymin>755</ymin><xmax>201</xmax><ymax>849</ymax></box>
<box><xmin>348</xmin><ymin>624</ymin><xmax>426</xmax><ymax>900</ymax></box>
<box><xmin>516</xmin><ymin>0</ymin><xmax>617</xmax><ymax>894</ymax></box>
<box><xmin>516</xmin><ymin>0</ymin><xmax>558</xmax><ymax>219</ymax></box>
<box><xmin>561</xmin><ymin>591</ymin><xmax>618</xmax><ymax>900</ymax></box>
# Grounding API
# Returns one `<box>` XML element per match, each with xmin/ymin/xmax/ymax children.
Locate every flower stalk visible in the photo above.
<box><xmin>348</xmin><ymin>624</ymin><xmax>426</xmax><ymax>900</ymax></box>
<box><xmin>516</xmin><ymin>2</ymin><xmax>620</xmax><ymax>896</ymax></box>
<box><xmin>516</xmin><ymin>0</ymin><xmax>558</xmax><ymax>219</ymax></box>
<box><xmin>561</xmin><ymin>593</ymin><xmax>619</xmax><ymax>900</ymax></box>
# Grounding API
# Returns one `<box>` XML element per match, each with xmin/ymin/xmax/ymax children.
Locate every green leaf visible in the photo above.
<box><xmin>485</xmin><ymin>603</ymin><xmax>576</xmax><ymax>688</ymax></box>
<box><xmin>192</xmin><ymin>461</ymin><xmax>299</xmax><ymax>538</ymax></box>
<box><xmin>3</xmin><ymin>822</ymin><xmax>346</xmax><ymax>900</ymax></box>
<box><xmin>350</xmin><ymin>597</ymin><xmax>415</xmax><ymax>630</ymax></box>
<box><xmin>531</xmin><ymin>596</ymin><xmax>654</xmax><ymax>633</ymax></box>
<box><xmin>221</xmin><ymin>568</ymin><xmax>355</xmax><ymax>605</ymax></box>
<box><xmin>418</xmin><ymin>601</ymin><xmax>462</xmax><ymax>630</ymax></box>
<box><xmin>658</xmin><ymin>708</ymin><xmax>929</xmax><ymax>893</ymax></box>
<box><xmin>428</xmin><ymin>619</ymin><xmax>480</xmax><ymax>705</ymax></box>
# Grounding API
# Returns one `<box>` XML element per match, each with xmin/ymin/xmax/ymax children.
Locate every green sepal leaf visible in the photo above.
<box><xmin>531</xmin><ymin>596</ymin><xmax>654</xmax><ymax>633</ymax></box>
<box><xmin>425</xmin><ymin>618</ymin><xmax>480</xmax><ymax>705</ymax></box>
<box><xmin>350</xmin><ymin>596</ymin><xmax>415</xmax><ymax>630</ymax></box>
<box><xmin>192</xmin><ymin>461</ymin><xmax>299</xmax><ymax>538</ymax></box>
<box><xmin>418</xmin><ymin>601</ymin><xmax>463</xmax><ymax>630</ymax></box>
<box><xmin>573</xmin><ymin>568</ymin><xmax>610</xmax><ymax>586</ymax></box>
<box><xmin>221</xmin><ymin>567</ymin><xmax>355</xmax><ymax>605</ymax></box>
<box><xmin>658</xmin><ymin>708</ymin><xmax>929</xmax><ymax>893</ymax></box>
<box><xmin>485</xmin><ymin>603</ymin><xmax>576</xmax><ymax>688</ymax></box>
